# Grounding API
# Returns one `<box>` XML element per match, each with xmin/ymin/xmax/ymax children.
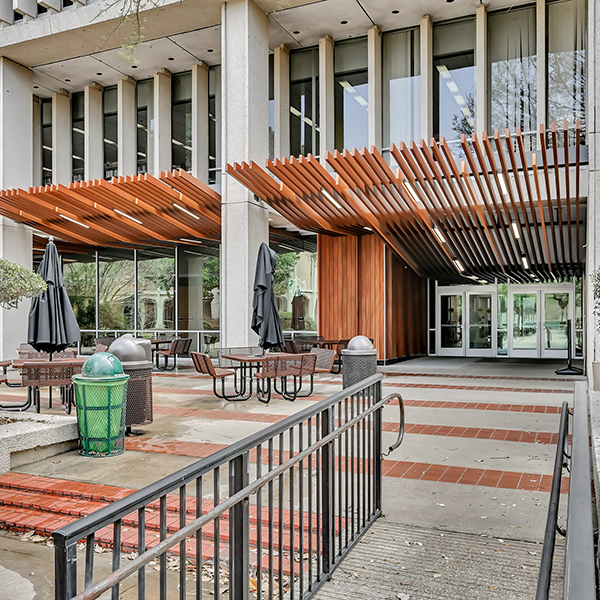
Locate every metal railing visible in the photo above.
<box><xmin>535</xmin><ymin>381</ymin><xmax>595</xmax><ymax>600</ymax></box>
<box><xmin>53</xmin><ymin>374</ymin><xmax>405</xmax><ymax>600</ymax></box>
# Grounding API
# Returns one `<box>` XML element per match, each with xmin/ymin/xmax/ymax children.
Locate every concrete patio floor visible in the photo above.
<box><xmin>0</xmin><ymin>356</ymin><xmax>583</xmax><ymax>598</ymax></box>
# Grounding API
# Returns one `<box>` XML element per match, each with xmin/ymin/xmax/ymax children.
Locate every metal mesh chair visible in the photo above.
<box><xmin>155</xmin><ymin>338</ymin><xmax>192</xmax><ymax>371</ymax></box>
<box><xmin>191</xmin><ymin>352</ymin><xmax>249</xmax><ymax>401</ymax></box>
<box><xmin>255</xmin><ymin>353</ymin><xmax>317</xmax><ymax>403</ymax></box>
<box><xmin>332</xmin><ymin>339</ymin><xmax>350</xmax><ymax>374</ymax></box>
<box><xmin>17</xmin><ymin>347</ymin><xmax>77</xmax><ymax>360</ymax></box>
<box><xmin>19</xmin><ymin>360</ymin><xmax>81</xmax><ymax>413</ymax></box>
<box><xmin>311</xmin><ymin>348</ymin><xmax>337</xmax><ymax>373</ymax></box>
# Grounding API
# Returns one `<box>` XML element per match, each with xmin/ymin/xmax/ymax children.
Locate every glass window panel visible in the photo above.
<box><xmin>489</xmin><ymin>7</ymin><xmax>537</xmax><ymax>148</ymax></box>
<box><xmin>469</xmin><ymin>294</ymin><xmax>492</xmax><ymax>349</ymax></box>
<box><xmin>335</xmin><ymin>70</ymin><xmax>368</xmax><ymax>151</ymax></box>
<box><xmin>547</xmin><ymin>0</ymin><xmax>586</xmax><ymax>135</ymax></box>
<box><xmin>178</xmin><ymin>246</ymin><xmax>220</xmax><ymax>332</ymax></box>
<box><xmin>335</xmin><ymin>37</ymin><xmax>368</xmax><ymax>74</ymax></box>
<box><xmin>172</xmin><ymin>72</ymin><xmax>192</xmax><ymax>172</ymax></box>
<box><xmin>209</xmin><ymin>66</ymin><xmax>221</xmax><ymax>186</ymax></box>
<box><xmin>137</xmin><ymin>249</ymin><xmax>175</xmax><ymax>330</ymax></box>
<box><xmin>103</xmin><ymin>86</ymin><xmax>118</xmax><ymax>180</ymax></box>
<box><xmin>383</xmin><ymin>28</ymin><xmax>420</xmax><ymax>149</ymax></box>
<box><xmin>433</xmin><ymin>19</ymin><xmax>475</xmax><ymax>155</ymax></box>
<box><xmin>63</xmin><ymin>254</ymin><xmax>96</xmax><ymax>331</ymax></box>
<box><xmin>269</xmin><ymin>54</ymin><xmax>274</xmax><ymax>161</ymax></box>
<box><xmin>41</xmin><ymin>98</ymin><xmax>52</xmax><ymax>185</ymax></box>
<box><xmin>172</xmin><ymin>72</ymin><xmax>192</xmax><ymax>102</ymax></box>
<box><xmin>544</xmin><ymin>292</ymin><xmax>569</xmax><ymax>350</ymax></box>
<box><xmin>575</xmin><ymin>277</ymin><xmax>583</xmax><ymax>329</ymax></box>
<box><xmin>513</xmin><ymin>293</ymin><xmax>538</xmax><ymax>350</ymax></box>
<box><xmin>137</xmin><ymin>79</ymin><xmax>154</xmax><ymax>175</ymax></box>
<box><xmin>72</xmin><ymin>92</ymin><xmax>84</xmax><ymax>182</ymax></box>
<box><xmin>99</xmin><ymin>250</ymin><xmax>134</xmax><ymax>330</ymax></box>
<box><xmin>440</xmin><ymin>294</ymin><xmax>462</xmax><ymax>348</ymax></box>
<box><xmin>290</xmin><ymin>48</ymin><xmax>319</xmax><ymax>158</ymax></box>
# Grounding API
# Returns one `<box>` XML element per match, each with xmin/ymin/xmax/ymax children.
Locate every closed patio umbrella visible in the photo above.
<box><xmin>28</xmin><ymin>237</ymin><xmax>80</xmax><ymax>356</ymax></box>
<box><xmin>251</xmin><ymin>242</ymin><xmax>284</xmax><ymax>350</ymax></box>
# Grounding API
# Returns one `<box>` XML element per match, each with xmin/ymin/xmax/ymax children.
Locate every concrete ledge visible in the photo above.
<box><xmin>0</xmin><ymin>412</ymin><xmax>78</xmax><ymax>474</ymax></box>
<box><xmin>587</xmin><ymin>390</ymin><xmax>600</xmax><ymax>528</ymax></box>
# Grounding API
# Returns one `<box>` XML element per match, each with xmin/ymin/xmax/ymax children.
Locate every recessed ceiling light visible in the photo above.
<box><xmin>131</xmin><ymin>65</ymin><xmax>138</xmax><ymax>69</ymax></box>
<box><xmin>33</xmin><ymin>85</ymin><xmax>39</xmax><ymax>89</ymax></box>
<box><xmin>65</xmin><ymin>79</ymin><xmax>70</xmax><ymax>82</ymax></box>
<box><xmin>207</xmin><ymin>48</ymin><xmax>214</xmax><ymax>53</ymax></box>
<box><xmin>96</xmin><ymin>72</ymin><xmax>102</xmax><ymax>76</ymax></box>
<box><xmin>340</xmin><ymin>20</ymin><xmax>348</xmax><ymax>24</ymax></box>
<box><xmin>168</xmin><ymin>57</ymin><xmax>175</xmax><ymax>61</ymax></box>
<box><xmin>446</xmin><ymin>0</ymin><xmax>454</xmax><ymax>3</ymax></box>
<box><xmin>293</xmin><ymin>30</ymin><xmax>300</xmax><ymax>34</ymax></box>
<box><xmin>392</xmin><ymin>9</ymin><xmax>400</xmax><ymax>14</ymax></box>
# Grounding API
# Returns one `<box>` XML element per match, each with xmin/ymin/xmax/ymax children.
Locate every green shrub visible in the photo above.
<box><xmin>0</xmin><ymin>259</ymin><xmax>47</xmax><ymax>310</ymax></box>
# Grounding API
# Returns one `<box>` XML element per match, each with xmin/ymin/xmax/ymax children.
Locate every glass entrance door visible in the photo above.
<box><xmin>509</xmin><ymin>292</ymin><xmax>539</xmax><ymax>357</ymax></box>
<box><xmin>439</xmin><ymin>294</ymin><xmax>463</xmax><ymax>355</ymax></box>
<box><xmin>466</xmin><ymin>294</ymin><xmax>493</xmax><ymax>356</ymax></box>
<box><xmin>542</xmin><ymin>291</ymin><xmax>571</xmax><ymax>358</ymax></box>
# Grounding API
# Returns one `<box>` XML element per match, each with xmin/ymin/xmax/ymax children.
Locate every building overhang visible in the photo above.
<box><xmin>227</xmin><ymin>123</ymin><xmax>587</xmax><ymax>284</ymax></box>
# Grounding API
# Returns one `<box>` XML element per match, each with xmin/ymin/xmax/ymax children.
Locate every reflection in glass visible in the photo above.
<box><xmin>63</xmin><ymin>255</ymin><xmax>96</xmax><ymax>331</ymax></box>
<box><xmin>290</xmin><ymin>48</ymin><xmax>319</xmax><ymax>158</ymax></box>
<box><xmin>99</xmin><ymin>250</ymin><xmax>134</xmax><ymax>330</ymax></box>
<box><xmin>469</xmin><ymin>294</ymin><xmax>492</xmax><ymax>349</ymax></box>
<box><xmin>383</xmin><ymin>28</ymin><xmax>420</xmax><ymax>150</ymax></box>
<box><xmin>172</xmin><ymin>72</ymin><xmax>192</xmax><ymax>171</ymax></box>
<box><xmin>433</xmin><ymin>19</ymin><xmax>475</xmax><ymax>160</ymax></box>
<box><xmin>513</xmin><ymin>293</ymin><xmax>537</xmax><ymax>350</ymax></box>
<box><xmin>488</xmin><ymin>7</ymin><xmax>537</xmax><ymax>150</ymax></box>
<box><xmin>440</xmin><ymin>295</ymin><xmax>462</xmax><ymax>348</ymax></box>
<box><xmin>72</xmin><ymin>92</ymin><xmax>84</xmax><ymax>182</ymax></box>
<box><xmin>103</xmin><ymin>86</ymin><xmax>118</xmax><ymax>180</ymax></box>
<box><xmin>547</xmin><ymin>0</ymin><xmax>586</xmax><ymax>135</ymax></box>
<box><xmin>269</xmin><ymin>54</ymin><xmax>274</xmax><ymax>160</ymax></box>
<box><xmin>41</xmin><ymin>99</ymin><xmax>52</xmax><ymax>185</ymax></box>
<box><xmin>544</xmin><ymin>293</ymin><xmax>569</xmax><ymax>350</ymax></box>
<box><xmin>137</xmin><ymin>79</ymin><xmax>154</xmax><ymax>174</ymax></box>
<box><xmin>209</xmin><ymin>66</ymin><xmax>221</xmax><ymax>186</ymax></box>
<box><xmin>137</xmin><ymin>249</ymin><xmax>175</xmax><ymax>330</ymax></box>
<box><xmin>497</xmin><ymin>283</ymin><xmax>508</xmax><ymax>355</ymax></box>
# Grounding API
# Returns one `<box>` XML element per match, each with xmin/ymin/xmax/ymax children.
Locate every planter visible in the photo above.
<box><xmin>594</xmin><ymin>362</ymin><xmax>600</xmax><ymax>391</ymax></box>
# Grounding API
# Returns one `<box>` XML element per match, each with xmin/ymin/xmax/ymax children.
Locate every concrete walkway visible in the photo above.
<box><xmin>0</xmin><ymin>356</ymin><xmax>581</xmax><ymax>598</ymax></box>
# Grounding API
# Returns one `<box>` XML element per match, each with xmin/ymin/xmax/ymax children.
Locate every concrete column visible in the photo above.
<box><xmin>84</xmin><ymin>83</ymin><xmax>103</xmax><ymax>180</ymax></box>
<box><xmin>368</xmin><ymin>25</ymin><xmax>382</xmax><ymax>150</ymax></box>
<box><xmin>420</xmin><ymin>15</ymin><xmax>433</xmax><ymax>142</ymax></box>
<box><xmin>153</xmin><ymin>68</ymin><xmax>171</xmax><ymax>174</ymax></box>
<box><xmin>32</xmin><ymin>96</ymin><xmax>41</xmax><ymax>187</ymax></box>
<box><xmin>475</xmin><ymin>4</ymin><xmax>487</xmax><ymax>134</ymax></box>
<box><xmin>274</xmin><ymin>44</ymin><xmax>290</xmax><ymax>159</ymax></box>
<box><xmin>52</xmin><ymin>89</ymin><xmax>71</xmax><ymax>185</ymax></box>
<box><xmin>117</xmin><ymin>77</ymin><xmax>136</xmax><ymax>176</ymax></box>
<box><xmin>536</xmin><ymin>0</ymin><xmax>546</xmax><ymax>131</ymax></box>
<box><xmin>221</xmin><ymin>0</ymin><xmax>270</xmax><ymax>347</ymax></box>
<box><xmin>0</xmin><ymin>57</ymin><xmax>33</xmax><ymax>360</ymax></box>
<box><xmin>319</xmin><ymin>34</ymin><xmax>334</xmax><ymax>164</ymax></box>
<box><xmin>191</xmin><ymin>62</ymin><xmax>209</xmax><ymax>182</ymax></box>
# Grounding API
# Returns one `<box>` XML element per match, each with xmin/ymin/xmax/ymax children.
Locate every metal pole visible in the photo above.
<box><xmin>54</xmin><ymin>539</ymin><xmax>77</xmax><ymax>600</ymax></box>
<box><xmin>229</xmin><ymin>452</ymin><xmax>250</xmax><ymax>600</ymax></box>
<box><xmin>373</xmin><ymin>384</ymin><xmax>383</xmax><ymax>513</ymax></box>
<box><xmin>321</xmin><ymin>406</ymin><xmax>333</xmax><ymax>575</ymax></box>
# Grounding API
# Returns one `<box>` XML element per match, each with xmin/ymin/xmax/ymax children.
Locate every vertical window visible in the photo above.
<box><xmin>547</xmin><ymin>0</ymin><xmax>586</xmax><ymax>140</ymax></box>
<box><xmin>99</xmin><ymin>250</ymin><xmax>134</xmax><ymax>331</ymax></box>
<box><xmin>433</xmin><ymin>19</ymin><xmax>475</xmax><ymax>157</ymax></box>
<box><xmin>72</xmin><ymin>92</ymin><xmax>84</xmax><ymax>182</ymax></box>
<box><xmin>103</xmin><ymin>86</ymin><xmax>118</xmax><ymax>180</ymax></box>
<box><xmin>137</xmin><ymin>249</ymin><xmax>175</xmax><ymax>331</ymax></box>
<box><xmin>171</xmin><ymin>72</ymin><xmax>192</xmax><ymax>171</ymax></box>
<box><xmin>41</xmin><ymin>98</ymin><xmax>52</xmax><ymax>185</ymax></box>
<box><xmin>208</xmin><ymin>66</ymin><xmax>221</xmax><ymax>186</ymax></box>
<box><xmin>383</xmin><ymin>28</ymin><xmax>420</xmax><ymax>156</ymax></box>
<box><xmin>488</xmin><ymin>7</ymin><xmax>537</xmax><ymax>149</ymax></box>
<box><xmin>269</xmin><ymin>54</ymin><xmax>275</xmax><ymax>160</ymax></box>
<box><xmin>136</xmin><ymin>79</ymin><xmax>153</xmax><ymax>174</ymax></box>
<box><xmin>290</xmin><ymin>48</ymin><xmax>319</xmax><ymax>158</ymax></box>
<box><xmin>334</xmin><ymin>38</ymin><xmax>368</xmax><ymax>152</ymax></box>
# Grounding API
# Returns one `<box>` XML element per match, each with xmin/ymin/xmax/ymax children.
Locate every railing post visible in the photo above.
<box><xmin>373</xmin><ymin>383</ymin><xmax>383</xmax><ymax>513</ymax></box>
<box><xmin>54</xmin><ymin>535</ymin><xmax>77</xmax><ymax>600</ymax></box>
<box><xmin>321</xmin><ymin>406</ymin><xmax>334</xmax><ymax>575</ymax></box>
<box><xmin>229</xmin><ymin>452</ymin><xmax>250</xmax><ymax>600</ymax></box>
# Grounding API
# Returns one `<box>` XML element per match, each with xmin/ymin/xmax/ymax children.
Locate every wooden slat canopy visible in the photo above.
<box><xmin>0</xmin><ymin>170</ymin><xmax>221</xmax><ymax>247</ymax></box>
<box><xmin>227</xmin><ymin>123</ymin><xmax>586</xmax><ymax>283</ymax></box>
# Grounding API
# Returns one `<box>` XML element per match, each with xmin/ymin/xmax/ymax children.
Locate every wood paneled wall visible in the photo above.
<box><xmin>318</xmin><ymin>233</ymin><xmax>427</xmax><ymax>361</ymax></box>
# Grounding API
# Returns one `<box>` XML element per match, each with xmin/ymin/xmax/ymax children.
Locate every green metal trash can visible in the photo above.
<box><xmin>73</xmin><ymin>353</ymin><xmax>130</xmax><ymax>457</ymax></box>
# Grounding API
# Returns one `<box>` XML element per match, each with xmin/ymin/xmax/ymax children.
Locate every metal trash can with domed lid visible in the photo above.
<box><xmin>342</xmin><ymin>335</ymin><xmax>378</xmax><ymax>389</ymax></box>
<box><xmin>73</xmin><ymin>353</ymin><xmax>129</xmax><ymax>457</ymax></box>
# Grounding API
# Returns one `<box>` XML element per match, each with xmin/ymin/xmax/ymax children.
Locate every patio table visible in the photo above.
<box><xmin>295</xmin><ymin>338</ymin><xmax>341</xmax><ymax>350</ymax></box>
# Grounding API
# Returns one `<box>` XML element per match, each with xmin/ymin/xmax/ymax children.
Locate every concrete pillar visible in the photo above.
<box><xmin>536</xmin><ymin>0</ymin><xmax>546</xmax><ymax>131</ymax></box>
<box><xmin>319</xmin><ymin>34</ymin><xmax>335</xmax><ymax>164</ymax></box>
<box><xmin>0</xmin><ymin>57</ymin><xmax>33</xmax><ymax>360</ymax></box>
<box><xmin>117</xmin><ymin>77</ymin><xmax>136</xmax><ymax>176</ymax></box>
<box><xmin>221</xmin><ymin>0</ymin><xmax>270</xmax><ymax>347</ymax></box>
<box><xmin>191</xmin><ymin>62</ymin><xmax>209</xmax><ymax>182</ymax></box>
<box><xmin>274</xmin><ymin>44</ymin><xmax>290</xmax><ymax>159</ymax></box>
<box><xmin>52</xmin><ymin>89</ymin><xmax>71</xmax><ymax>185</ymax></box>
<box><xmin>84</xmin><ymin>83</ymin><xmax>103</xmax><ymax>180</ymax></box>
<box><xmin>153</xmin><ymin>68</ymin><xmax>171</xmax><ymax>174</ymax></box>
<box><xmin>420</xmin><ymin>15</ymin><xmax>433</xmax><ymax>142</ymax></box>
<box><xmin>368</xmin><ymin>25</ymin><xmax>382</xmax><ymax>150</ymax></box>
<box><xmin>475</xmin><ymin>4</ymin><xmax>487</xmax><ymax>134</ymax></box>
<box><xmin>32</xmin><ymin>96</ymin><xmax>41</xmax><ymax>187</ymax></box>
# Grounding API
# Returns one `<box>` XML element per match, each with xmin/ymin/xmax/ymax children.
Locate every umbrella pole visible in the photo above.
<box><xmin>48</xmin><ymin>352</ymin><xmax>52</xmax><ymax>409</ymax></box>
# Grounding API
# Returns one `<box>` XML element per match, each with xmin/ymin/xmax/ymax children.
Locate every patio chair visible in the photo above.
<box><xmin>17</xmin><ymin>361</ymin><xmax>79</xmax><ymax>413</ymax></box>
<box><xmin>331</xmin><ymin>339</ymin><xmax>350</xmax><ymax>374</ymax></box>
<box><xmin>310</xmin><ymin>348</ymin><xmax>337</xmax><ymax>373</ymax></box>
<box><xmin>191</xmin><ymin>352</ymin><xmax>250</xmax><ymax>401</ymax></box>
<box><xmin>284</xmin><ymin>339</ymin><xmax>306</xmax><ymax>354</ymax></box>
<box><xmin>256</xmin><ymin>353</ymin><xmax>317</xmax><ymax>403</ymax></box>
<box><xmin>155</xmin><ymin>338</ymin><xmax>192</xmax><ymax>371</ymax></box>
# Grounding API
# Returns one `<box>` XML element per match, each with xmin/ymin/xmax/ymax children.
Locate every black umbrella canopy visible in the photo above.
<box><xmin>28</xmin><ymin>238</ymin><xmax>80</xmax><ymax>354</ymax></box>
<box><xmin>251</xmin><ymin>242</ymin><xmax>285</xmax><ymax>350</ymax></box>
